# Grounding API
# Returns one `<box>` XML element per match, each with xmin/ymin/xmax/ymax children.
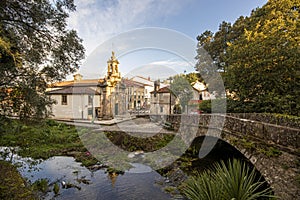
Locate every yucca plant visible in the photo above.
<box><xmin>182</xmin><ymin>159</ymin><xmax>275</xmax><ymax>200</ymax></box>
<box><xmin>183</xmin><ymin>170</ymin><xmax>222</xmax><ymax>200</ymax></box>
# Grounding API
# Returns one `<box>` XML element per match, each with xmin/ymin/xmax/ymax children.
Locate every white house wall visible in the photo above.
<box><xmin>50</xmin><ymin>94</ymin><xmax>100</xmax><ymax>119</ymax></box>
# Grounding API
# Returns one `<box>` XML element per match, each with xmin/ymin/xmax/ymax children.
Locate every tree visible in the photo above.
<box><xmin>196</xmin><ymin>0</ymin><xmax>300</xmax><ymax>115</ymax></box>
<box><xmin>170</xmin><ymin>75</ymin><xmax>194</xmax><ymax>113</ymax></box>
<box><xmin>0</xmin><ymin>0</ymin><xmax>85</xmax><ymax>119</ymax></box>
<box><xmin>225</xmin><ymin>0</ymin><xmax>300</xmax><ymax>115</ymax></box>
<box><xmin>183</xmin><ymin>72</ymin><xmax>203</xmax><ymax>84</ymax></box>
<box><xmin>196</xmin><ymin>22</ymin><xmax>232</xmax><ymax>72</ymax></box>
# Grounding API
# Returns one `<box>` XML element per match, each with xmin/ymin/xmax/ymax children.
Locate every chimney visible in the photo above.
<box><xmin>154</xmin><ymin>80</ymin><xmax>160</xmax><ymax>97</ymax></box>
<box><xmin>73</xmin><ymin>73</ymin><xmax>83</xmax><ymax>81</ymax></box>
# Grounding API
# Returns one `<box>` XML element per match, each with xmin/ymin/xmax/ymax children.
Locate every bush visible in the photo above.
<box><xmin>199</xmin><ymin>98</ymin><xmax>226</xmax><ymax>113</ymax></box>
<box><xmin>182</xmin><ymin>159</ymin><xmax>274</xmax><ymax>200</ymax></box>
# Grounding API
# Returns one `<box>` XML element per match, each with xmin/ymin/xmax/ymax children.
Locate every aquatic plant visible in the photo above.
<box><xmin>53</xmin><ymin>183</ymin><xmax>60</xmax><ymax>195</ymax></box>
<box><xmin>32</xmin><ymin>179</ymin><xmax>49</xmax><ymax>193</ymax></box>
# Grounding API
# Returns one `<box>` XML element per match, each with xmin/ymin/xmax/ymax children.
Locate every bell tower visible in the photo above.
<box><xmin>107</xmin><ymin>51</ymin><xmax>121</xmax><ymax>86</ymax></box>
<box><xmin>102</xmin><ymin>51</ymin><xmax>122</xmax><ymax>120</ymax></box>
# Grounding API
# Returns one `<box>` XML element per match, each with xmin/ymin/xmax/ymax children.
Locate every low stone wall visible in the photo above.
<box><xmin>227</xmin><ymin>113</ymin><xmax>300</xmax><ymax>129</ymax></box>
<box><xmin>223</xmin><ymin>115</ymin><xmax>299</xmax><ymax>151</ymax></box>
<box><xmin>150</xmin><ymin>114</ymin><xmax>300</xmax><ymax>152</ymax></box>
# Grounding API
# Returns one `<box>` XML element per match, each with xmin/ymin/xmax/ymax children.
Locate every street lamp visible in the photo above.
<box><xmin>168</xmin><ymin>77</ymin><xmax>173</xmax><ymax>115</ymax></box>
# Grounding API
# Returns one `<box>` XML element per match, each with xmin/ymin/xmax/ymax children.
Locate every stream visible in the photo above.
<box><xmin>0</xmin><ymin>147</ymin><xmax>180</xmax><ymax>200</ymax></box>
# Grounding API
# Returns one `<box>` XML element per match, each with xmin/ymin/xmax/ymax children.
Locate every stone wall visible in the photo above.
<box><xmin>227</xmin><ymin>113</ymin><xmax>300</xmax><ymax>129</ymax></box>
<box><xmin>150</xmin><ymin>114</ymin><xmax>299</xmax><ymax>151</ymax></box>
<box><xmin>149</xmin><ymin>114</ymin><xmax>300</xmax><ymax>199</ymax></box>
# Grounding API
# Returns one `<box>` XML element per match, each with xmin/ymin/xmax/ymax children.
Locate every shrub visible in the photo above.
<box><xmin>182</xmin><ymin>159</ymin><xmax>275</xmax><ymax>200</ymax></box>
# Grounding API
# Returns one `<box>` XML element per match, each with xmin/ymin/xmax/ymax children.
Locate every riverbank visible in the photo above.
<box><xmin>0</xmin><ymin>117</ymin><xmax>99</xmax><ymax>166</ymax></box>
<box><xmin>0</xmin><ymin>160</ymin><xmax>37</xmax><ymax>200</ymax></box>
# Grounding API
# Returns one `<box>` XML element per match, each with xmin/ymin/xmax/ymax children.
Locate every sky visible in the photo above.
<box><xmin>67</xmin><ymin>0</ymin><xmax>268</xmax><ymax>80</ymax></box>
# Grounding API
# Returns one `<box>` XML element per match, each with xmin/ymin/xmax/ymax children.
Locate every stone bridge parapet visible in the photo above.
<box><xmin>151</xmin><ymin>114</ymin><xmax>299</xmax><ymax>153</ymax></box>
<box><xmin>149</xmin><ymin>114</ymin><xmax>300</xmax><ymax>199</ymax></box>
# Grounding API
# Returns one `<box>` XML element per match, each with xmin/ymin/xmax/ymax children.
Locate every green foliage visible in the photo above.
<box><xmin>104</xmin><ymin>131</ymin><xmax>175</xmax><ymax>152</ymax></box>
<box><xmin>53</xmin><ymin>183</ymin><xmax>60</xmax><ymax>195</ymax></box>
<box><xmin>0</xmin><ymin>119</ymin><xmax>90</xmax><ymax>161</ymax></box>
<box><xmin>0</xmin><ymin>161</ymin><xmax>37</xmax><ymax>200</ymax></box>
<box><xmin>225</xmin><ymin>0</ymin><xmax>300</xmax><ymax>116</ymax></box>
<box><xmin>0</xmin><ymin>0</ymin><xmax>85</xmax><ymax>119</ymax></box>
<box><xmin>182</xmin><ymin>159</ymin><xmax>275</xmax><ymax>200</ymax></box>
<box><xmin>170</xmin><ymin>75</ymin><xmax>194</xmax><ymax>112</ymax></box>
<box><xmin>263</xmin><ymin>113</ymin><xmax>300</xmax><ymax>128</ymax></box>
<box><xmin>198</xmin><ymin>98</ymin><xmax>227</xmax><ymax>113</ymax></box>
<box><xmin>32</xmin><ymin>179</ymin><xmax>49</xmax><ymax>193</ymax></box>
<box><xmin>198</xmin><ymin>100</ymin><xmax>211</xmax><ymax>113</ymax></box>
<box><xmin>196</xmin><ymin>21</ymin><xmax>232</xmax><ymax>72</ymax></box>
<box><xmin>164</xmin><ymin>186</ymin><xmax>177</xmax><ymax>194</ymax></box>
<box><xmin>184</xmin><ymin>72</ymin><xmax>203</xmax><ymax>84</ymax></box>
<box><xmin>259</xmin><ymin>147</ymin><xmax>282</xmax><ymax>157</ymax></box>
<box><xmin>196</xmin><ymin>0</ymin><xmax>300</xmax><ymax>116</ymax></box>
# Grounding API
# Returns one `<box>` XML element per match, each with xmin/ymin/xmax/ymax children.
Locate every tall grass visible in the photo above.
<box><xmin>182</xmin><ymin>159</ymin><xmax>275</xmax><ymax>200</ymax></box>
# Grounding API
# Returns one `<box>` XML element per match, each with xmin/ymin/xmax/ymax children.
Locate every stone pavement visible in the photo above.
<box><xmin>56</xmin><ymin>116</ymin><xmax>175</xmax><ymax>135</ymax></box>
<box><xmin>55</xmin><ymin>115</ymin><xmax>134</xmax><ymax>125</ymax></box>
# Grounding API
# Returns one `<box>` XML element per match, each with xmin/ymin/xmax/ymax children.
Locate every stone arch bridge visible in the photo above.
<box><xmin>149</xmin><ymin>114</ymin><xmax>299</xmax><ymax>200</ymax></box>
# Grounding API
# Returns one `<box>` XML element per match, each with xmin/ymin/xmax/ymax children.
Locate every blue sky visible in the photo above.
<box><xmin>68</xmin><ymin>0</ymin><xmax>268</xmax><ymax>80</ymax></box>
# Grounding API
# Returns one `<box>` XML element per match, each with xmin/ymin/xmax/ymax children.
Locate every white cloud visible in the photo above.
<box><xmin>68</xmin><ymin>0</ymin><xmax>192</xmax><ymax>55</ymax></box>
<box><xmin>149</xmin><ymin>59</ymin><xmax>195</xmax><ymax>74</ymax></box>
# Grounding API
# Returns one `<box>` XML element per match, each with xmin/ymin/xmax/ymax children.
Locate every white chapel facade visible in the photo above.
<box><xmin>47</xmin><ymin>52</ymin><xmax>125</xmax><ymax>120</ymax></box>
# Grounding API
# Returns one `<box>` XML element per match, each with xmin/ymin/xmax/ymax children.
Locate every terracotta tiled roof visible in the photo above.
<box><xmin>122</xmin><ymin>79</ymin><xmax>144</xmax><ymax>88</ymax></box>
<box><xmin>47</xmin><ymin>87</ymin><xmax>101</xmax><ymax>95</ymax></box>
<box><xmin>150</xmin><ymin>86</ymin><xmax>170</xmax><ymax>94</ymax></box>
<box><xmin>48</xmin><ymin>79</ymin><xmax>105</xmax><ymax>88</ymax></box>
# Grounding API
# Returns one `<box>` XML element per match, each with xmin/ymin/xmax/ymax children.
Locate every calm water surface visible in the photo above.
<box><xmin>1</xmin><ymin>149</ymin><xmax>174</xmax><ymax>200</ymax></box>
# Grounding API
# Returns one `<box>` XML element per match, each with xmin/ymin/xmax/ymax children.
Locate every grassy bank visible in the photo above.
<box><xmin>0</xmin><ymin>160</ymin><xmax>37</xmax><ymax>200</ymax></box>
<box><xmin>0</xmin><ymin>117</ymin><xmax>98</xmax><ymax>166</ymax></box>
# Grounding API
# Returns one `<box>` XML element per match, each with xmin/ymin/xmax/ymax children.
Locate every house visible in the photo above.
<box><xmin>149</xmin><ymin>81</ymin><xmax>176</xmax><ymax>115</ymax></box>
<box><xmin>187</xmin><ymin>81</ymin><xmax>217</xmax><ymax>114</ymax></box>
<box><xmin>149</xmin><ymin>79</ymin><xmax>218</xmax><ymax>115</ymax></box>
<box><xmin>192</xmin><ymin>81</ymin><xmax>214</xmax><ymax>101</ymax></box>
<box><xmin>122</xmin><ymin>79</ymin><xmax>145</xmax><ymax>111</ymax></box>
<box><xmin>47</xmin><ymin>51</ymin><xmax>125</xmax><ymax>120</ymax></box>
<box><xmin>129</xmin><ymin>76</ymin><xmax>154</xmax><ymax>108</ymax></box>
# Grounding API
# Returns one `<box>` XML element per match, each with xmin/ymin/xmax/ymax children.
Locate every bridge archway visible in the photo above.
<box><xmin>184</xmin><ymin>136</ymin><xmax>272</xmax><ymax>191</ymax></box>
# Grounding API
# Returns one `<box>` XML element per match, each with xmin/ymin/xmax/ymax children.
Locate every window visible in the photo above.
<box><xmin>62</xmin><ymin>95</ymin><xmax>67</xmax><ymax>105</ymax></box>
<box><xmin>159</xmin><ymin>93</ymin><xmax>164</xmax><ymax>100</ymax></box>
<box><xmin>88</xmin><ymin>95</ymin><xmax>93</xmax><ymax>105</ymax></box>
<box><xmin>199</xmin><ymin>94</ymin><xmax>203</xmax><ymax>100</ymax></box>
<box><xmin>160</xmin><ymin>106</ymin><xmax>164</xmax><ymax>113</ymax></box>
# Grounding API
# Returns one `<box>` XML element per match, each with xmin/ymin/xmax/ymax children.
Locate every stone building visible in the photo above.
<box><xmin>122</xmin><ymin>79</ymin><xmax>145</xmax><ymax>111</ymax></box>
<box><xmin>47</xmin><ymin>52</ymin><xmax>125</xmax><ymax>120</ymax></box>
<box><xmin>149</xmin><ymin>81</ymin><xmax>176</xmax><ymax>115</ymax></box>
<box><xmin>129</xmin><ymin>76</ymin><xmax>154</xmax><ymax>109</ymax></box>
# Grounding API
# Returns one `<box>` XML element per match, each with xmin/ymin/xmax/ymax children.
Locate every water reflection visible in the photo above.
<box><xmin>0</xmin><ymin>148</ymin><xmax>173</xmax><ymax>200</ymax></box>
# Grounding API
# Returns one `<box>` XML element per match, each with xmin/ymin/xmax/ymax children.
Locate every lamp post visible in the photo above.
<box><xmin>91</xmin><ymin>94</ymin><xmax>94</xmax><ymax>123</ymax></box>
<box><xmin>99</xmin><ymin>92</ymin><xmax>102</xmax><ymax>119</ymax></box>
<box><xmin>168</xmin><ymin>77</ymin><xmax>173</xmax><ymax>115</ymax></box>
